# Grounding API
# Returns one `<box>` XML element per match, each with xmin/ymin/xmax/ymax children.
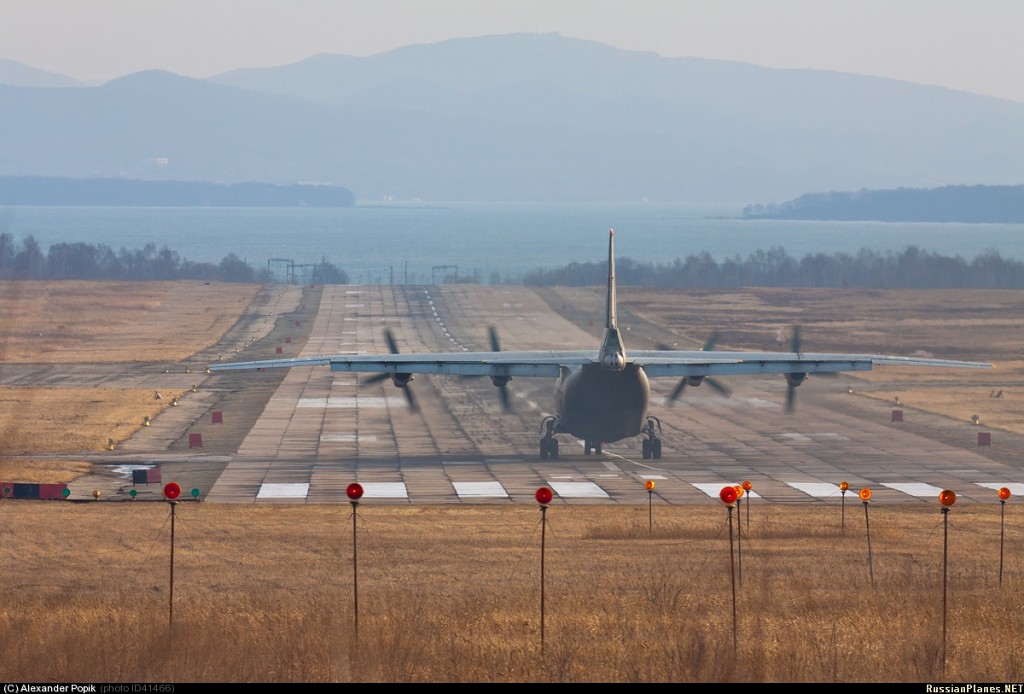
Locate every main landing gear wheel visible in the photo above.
<box><xmin>642</xmin><ymin>416</ymin><xmax>663</xmax><ymax>460</ymax></box>
<box><xmin>539</xmin><ymin>416</ymin><xmax>559</xmax><ymax>460</ymax></box>
<box><xmin>584</xmin><ymin>441</ymin><xmax>603</xmax><ymax>455</ymax></box>
<box><xmin>540</xmin><ymin>437</ymin><xmax>559</xmax><ymax>460</ymax></box>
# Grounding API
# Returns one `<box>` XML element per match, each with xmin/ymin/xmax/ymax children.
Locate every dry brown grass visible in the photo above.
<box><xmin>0</xmin><ymin>386</ymin><xmax>185</xmax><ymax>454</ymax></box>
<box><xmin>0</xmin><ymin>280</ymin><xmax>259</xmax><ymax>363</ymax></box>
<box><xmin>1</xmin><ymin>502</ymin><xmax>1021</xmax><ymax>682</ymax></box>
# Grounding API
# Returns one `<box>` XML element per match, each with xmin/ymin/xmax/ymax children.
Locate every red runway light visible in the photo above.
<box><xmin>535</xmin><ymin>487</ymin><xmax>553</xmax><ymax>505</ymax></box>
<box><xmin>719</xmin><ymin>486</ymin><xmax>737</xmax><ymax>505</ymax></box>
<box><xmin>163</xmin><ymin>482</ymin><xmax>181</xmax><ymax>500</ymax></box>
<box><xmin>346</xmin><ymin>483</ymin><xmax>364</xmax><ymax>501</ymax></box>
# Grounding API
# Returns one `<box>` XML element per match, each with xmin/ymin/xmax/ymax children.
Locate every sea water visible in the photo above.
<box><xmin>3</xmin><ymin>202</ymin><xmax>1022</xmax><ymax>284</ymax></box>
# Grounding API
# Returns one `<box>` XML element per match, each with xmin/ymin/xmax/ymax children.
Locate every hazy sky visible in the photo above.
<box><xmin>3</xmin><ymin>0</ymin><xmax>1023</xmax><ymax>102</ymax></box>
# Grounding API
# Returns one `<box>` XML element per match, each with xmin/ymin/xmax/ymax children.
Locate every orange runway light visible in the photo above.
<box><xmin>742</xmin><ymin>480</ymin><xmax>752</xmax><ymax>492</ymax></box>
<box><xmin>839</xmin><ymin>481</ymin><xmax>850</xmax><ymax>492</ymax></box>
<box><xmin>939</xmin><ymin>489</ymin><xmax>957</xmax><ymax>507</ymax></box>
<box><xmin>998</xmin><ymin>487</ymin><xmax>1011</xmax><ymax>501</ymax></box>
<box><xmin>859</xmin><ymin>488</ymin><xmax>872</xmax><ymax>502</ymax></box>
<box><xmin>734</xmin><ymin>484</ymin><xmax>744</xmax><ymax>499</ymax></box>
<box><xmin>644</xmin><ymin>479</ymin><xmax>656</xmax><ymax>491</ymax></box>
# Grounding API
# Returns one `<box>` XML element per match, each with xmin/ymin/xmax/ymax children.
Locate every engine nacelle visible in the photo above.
<box><xmin>391</xmin><ymin>373</ymin><xmax>414</xmax><ymax>388</ymax></box>
<box><xmin>491</xmin><ymin>375</ymin><xmax>511</xmax><ymax>388</ymax></box>
<box><xmin>785</xmin><ymin>372</ymin><xmax>807</xmax><ymax>388</ymax></box>
<box><xmin>686</xmin><ymin>376</ymin><xmax>705</xmax><ymax>387</ymax></box>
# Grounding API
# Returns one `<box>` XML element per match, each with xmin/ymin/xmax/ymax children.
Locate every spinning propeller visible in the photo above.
<box><xmin>666</xmin><ymin>332</ymin><xmax>733</xmax><ymax>404</ymax></box>
<box><xmin>362</xmin><ymin>328</ymin><xmax>418</xmax><ymax>412</ymax></box>
<box><xmin>488</xmin><ymin>326</ymin><xmax>515</xmax><ymax>413</ymax></box>
<box><xmin>783</xmin><ymin>325</ymin><xmax>806</xmax><ymax>414</ymax></box>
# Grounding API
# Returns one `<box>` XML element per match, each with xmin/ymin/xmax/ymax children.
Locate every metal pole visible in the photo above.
<box><xmin>737</xmin><ymin>501</ymin><xmax>743</xmax><ymax>586</ymax></box>
<box><xmin>169</xmin><ymin>501</ymin><xmax>176</xmax><ymax>636</ymax></box>
<box><xmin>351</xmin><ymin>501</ymin><xmax>359</xmax><ymax>644</ymax></box>
<box><xmin>942</xmin><ymin>506</ymin><xmax>950</xmax><ymax>675</ymax></box>
<box><xmin>540</xmin><ymin>505</ymin><xmax>547</xmax><ymax>656</ymax></box>
<box><xmin>648</xmin><ymin>490</ymin><xmax>653</xmax><ymax>533</ymax></box>
<box><xmin>841</xmin><ymin>491</ymin><xmax>846</xmax><ymax>533</ymax></box>
<box><xmin>728</xmin><ymin>505</ymin><xmax>737</xmax><ymax>654</ymax></box>
<box><xmin>864</xmin><ymin>501</ymin><xmax>874</xmax><ymax>587</ymax></box>
<box><xmin>999</xmin><ymin>500</ymin><xmax>1006</xmax><ymax>586</ymax></box>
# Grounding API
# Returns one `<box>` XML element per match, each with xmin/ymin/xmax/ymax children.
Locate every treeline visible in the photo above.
<box><xmin>521</xmin><ymin>246</ymin><xmax>1024</xmax><ymax>289</ymax></box>
<box><xmin>0</xmin><ymin>177</ymin><xmax>356</xmax><ymax>207</ymax></box>
<box><xmin>743</xmin><ymin>184</ymin><xmax>1024</xmax><ymax>223</ymax></box>
<box><xmin>0</xmin><ymin>233</ymin><xmax>348</xmax><ymax>284</ymax></box>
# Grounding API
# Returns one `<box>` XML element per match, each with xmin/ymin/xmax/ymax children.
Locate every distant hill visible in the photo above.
<box><xmin>742</xmin><ymin>185</ymin><xmax>1024</xmax><ymax>223</ymax></box>
<box><xmin>0</xmin><ymin>58</ymin><xmax>83</xmax><ymax>87</ymax></box>
<box><xmin>2</xmin><ymin>34</ymin><xmax>1024</xmax><ymax>202</ymax></box>
<box><xmin>0</xmin><ymin>176</ymin><xmax>355</xmax><ymax>207</ymax></box>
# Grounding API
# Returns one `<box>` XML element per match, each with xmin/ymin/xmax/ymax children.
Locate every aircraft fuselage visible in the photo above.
<box><xmin>555</xmin><ymin>363</ymin><xmax>650</xmax><ymax>444</ymax></box>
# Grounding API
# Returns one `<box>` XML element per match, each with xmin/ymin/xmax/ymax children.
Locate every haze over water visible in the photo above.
<box><xmin>4</xmin><ymin>202</ymin><xmax>1022</xmax><ymax>284</ymax></box>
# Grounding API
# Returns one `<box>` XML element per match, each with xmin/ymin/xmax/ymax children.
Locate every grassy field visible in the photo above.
<box><xmin>0</xmin><ymin>502</ymin><xmax>1021</xmax><ymax>682</ymax></box>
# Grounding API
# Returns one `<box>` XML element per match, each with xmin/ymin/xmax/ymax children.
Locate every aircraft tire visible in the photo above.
<box><xmin>652</xmin><ymin>439</ymin><xmax>662</xmax><ymax>459</ymax></box>
<box><xmin>550</xmin><ymin>439</ymin><xmax>559</xmax><ymax>459</ymax></box>
<box><xmin>539</xmin><ymin>440</ymin><xmax>549</xmax><ymax>459</ymax></box>
<box><xmin>642</xmin><ymin>439</ymin><xmax>652</xmax><ymax>459</ymax></box>
<box><xmin>595</xmin><ymin>443</ymin><xmax>602</xmax><ymax>455</ymax></box>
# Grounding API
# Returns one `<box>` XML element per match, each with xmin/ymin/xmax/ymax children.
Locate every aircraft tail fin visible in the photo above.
<box><xmin>606</xmin><ymin>228</ymin><xmax>617</xmax><ymax>330</ymax></box>
<box><xmin>598</xmin><ymin>228</ymin><xmax>626</xmax><ymax>370</ymax></box>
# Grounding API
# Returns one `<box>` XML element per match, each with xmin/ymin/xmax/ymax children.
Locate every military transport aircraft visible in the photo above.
<box><xmin>210</xmin><ymin>230</ymin><xmax>992</xmax><ymax>460</ymax></box>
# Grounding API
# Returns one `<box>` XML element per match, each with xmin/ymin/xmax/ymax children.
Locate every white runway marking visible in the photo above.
<box><xmin>453</xmin><ymin>481</ymin><xmax>508</xmax><ymax>498</ymax></box>
<box><xmin>361</xmin><ymin>482</ymin><xmax>409</xmax><ymax>498</ymax></box>
<box><xmin>320</xmin><ymin>434</ymin><xmax>378</xmax><ymax>442</ymax></box>
<box><xmin>881</xmin><ymin>482</ymin><xmax>946</xmax><ymax>498</ymax></box>
<box><xmin>692</xmin><ymin>483</ymin><xmax>762</xmax><ymax>499</ymax></box>
<box><xmin>974</xmin><ymin>482</ymin><xmax>1024</xmax><ymax>496</ymax></box>
<box><xmin>549</xmin><ymin>481</ymin><xmax>609</xmax><ymax>498</ymax></box>
<box><xmin>786</xmin><ymin>482</ymin><xmax>847</xmax><ymax>498</ymax></box>
<box><xmin>257</xmin><ymin>483</ymin><xmax>309</xmax><ymax>499</ymax></box>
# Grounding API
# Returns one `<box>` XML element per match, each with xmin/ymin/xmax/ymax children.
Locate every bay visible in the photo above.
<box><xmin>3</xmin><ymin>202</ymin><xmax>1022</xmax><ymax>284</ymax></box>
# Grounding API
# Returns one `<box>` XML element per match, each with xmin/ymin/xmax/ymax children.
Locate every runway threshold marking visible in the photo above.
<box><xmin>361</xmin><ymin>482</ymin><xmax>410</xmax><ymax>498</ymax></box>
<box><xmin>453</xmin><ymin>481</ymin><xmax>508</xmax><ymax>498</ymax></box>
<box><xmin>549</xmin><ymin>481</ymin><xmax>609</xmax><ymax>498</ymax></box>
<box><xmin>880</xmin><ymin>482</ymin><xmax>945</xmax><ymax>498</ymax></box>
<box><xmin>785</xmin><ymin>482</ymin><xmax>848</xmax><ymax>499</ymax></box>
<box><xmin>973</xmin><ymin>482</ymin><xmax>1024</xmax><ymax>496</ymax></box>
<box><xmin>692</xmin><ymin>482</ymin><xmax>762</xmax><ymax>499</ymax></box>
<box><xmin>257</xmin><ymin>483</ymin><xmax>310</xmax><ymax>499</ymax></box>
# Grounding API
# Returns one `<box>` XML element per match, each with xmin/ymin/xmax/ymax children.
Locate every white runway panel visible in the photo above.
<box><xmin>548</xmin><ymin>481</ymin><xmax>609</xmax><ymax>498</ymax></box>
<box><xmin>298</xmin><ymin>396</ymin><xmax>407</xmax><ymax>409</ymax></box>
<box><xmin>692</xmin><ymin>482</ymin><xmax>762</xmax><ymax>499</ymax></box>
<box><xmin>785</xmin><ymin>482</ymin><xmax>849</xmax><ymax>499</ymax></box>
<box><xmin>361</xmin><ymin>482</ymin><xmax>410</xmax><ymax>498</ymax></box>
<box><xmin>453</xmin><ymin>481</ymin><xmax>509</xmax><ymax>498</ymax></box>
<box><xmin>257</xmin><ymin>483</ymin><xmax>310</xmax><ymax>499</ymax></box>
<box><xmin>973</xmin><ymin>482</ymin><xmax>1024</xmax><ymax>496</ymax></box>
<box><xmin>880</xmin><ymin>482</ymin><xmax>946</xmax><ymax>498</ymax></box>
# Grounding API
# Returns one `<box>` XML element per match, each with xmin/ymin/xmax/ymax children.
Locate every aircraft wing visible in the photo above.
<box><xmin>629</xmin><ymin>350</ymin><xmax>993</xmax><ymax>377</ymax></box>
<box><xmin>209</xmin><ymin>349</ymin><xmax>992</xmax><ymax>378</ymax></box>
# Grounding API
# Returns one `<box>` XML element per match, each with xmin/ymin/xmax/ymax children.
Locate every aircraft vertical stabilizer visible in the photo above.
<box><xmin>598</xmin><ymin>228</ymin><xmax>626</xmax><ymax>370</ymax></box>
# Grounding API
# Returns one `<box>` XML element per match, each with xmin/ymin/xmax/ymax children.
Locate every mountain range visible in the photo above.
<box><xmin>2</xmin><ymin>32</ymin><xmax>1023</xmax><ymax>204</ymax></box>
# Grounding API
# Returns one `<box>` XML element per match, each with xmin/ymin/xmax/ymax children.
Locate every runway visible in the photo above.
<box><xmin>197</xmin><ymin>284</ymin><xmax>1024</xmax><ymax>505</ymax></box>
